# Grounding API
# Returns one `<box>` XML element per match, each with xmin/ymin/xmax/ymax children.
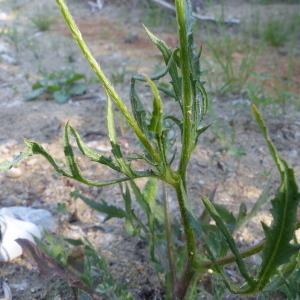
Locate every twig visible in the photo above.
<box><xmin>151</xmin><ymin>0</ymin><xmax>240</xmax><ymax>25</ymax></box>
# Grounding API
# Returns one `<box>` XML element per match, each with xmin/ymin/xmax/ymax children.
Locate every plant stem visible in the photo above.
<box><xmin>175</xmin><ymin>180</ymin><xmax>196</xmax><ymax>260</ymax></box>
<box><xmin>176</xmin><ymin>0</ymin><xmax>193</xmax><ymax>181</ymax></box>
<box><xmin>175</xmin><ymin>180</ymin><xmax>197</xmax><ymax>299</ymax></box>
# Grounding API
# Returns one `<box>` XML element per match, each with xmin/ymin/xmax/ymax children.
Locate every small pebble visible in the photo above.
<box><xmin>6</xmin><ymin>168</ymin><xmax>22</xmax><ymax>179</ymax></box>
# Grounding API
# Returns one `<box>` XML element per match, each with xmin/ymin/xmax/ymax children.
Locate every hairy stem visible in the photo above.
<box><xmin>175</xmin><ymin>180</ymin><xmax>197</xmax><ymax>299</ymax></box>
<box><xmin>176</xmin><ymin>0</ymin><xmax>193</xmax><ymax>180</ymax></box>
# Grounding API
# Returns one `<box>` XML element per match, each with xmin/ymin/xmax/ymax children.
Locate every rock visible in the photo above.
<box><xmin>0</xmin><ymin>53</ymin><xmax>17</xmax><ymax>65</ymax></box>
<box><xmin>0</xmin><ymin>206</ymin><xmax>57</xmax><ymax>232</ymax></box>
<box><xmin>288</xmin><ymin>149</ymin><xmax>298</xmax><ymax>159</ymax></box>
<box><xmin>0</xmin><ymin>215</ymin><xmax>41</xmax><ymax>262</ymax></box>
<box><xmin>6</xmin><ymin>168</ymin><xmax>22</xmax><ymax>179</ymax></box>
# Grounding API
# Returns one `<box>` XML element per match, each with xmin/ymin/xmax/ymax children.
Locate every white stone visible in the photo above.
<box><xmin>0</xmin><ymin>215</ymin><xmax>41</xmax><ymax>262</ymax></box>
<box><xmin>0</xmin><ymin>206</ymin><xmax>56</xmax><ymax>232</ymax></box>
<box><xmin>6</xmin><ymin>168</ymin><xmax>22</xmax><ymax>179</ymax></box>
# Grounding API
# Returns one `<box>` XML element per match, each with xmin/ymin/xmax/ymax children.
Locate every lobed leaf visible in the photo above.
<box><xmin>143</xmin><ymin>26</ymin><xmax>181</xmax><ymax>104</ymax></box>
<box><xmin>68</xmin><ymin>125</ymin><xmax>121</xmax><ymax>172</ymax></box>
<box><xmin>25</xmin><ymin>136</ymin><xmax>133</xmax><ymax>187</ymax></box>
<box><xmin>71</xmin><ymin>191</ymin><xmax>126</xmax><ymax>222</ymax></box>
<box><xmin>249</xmin><ymin>105</ymin><xmax>300</xmax><ymax>292</ymax></box>
<box><xmin>201</xmin><ymin>196</ymin><xmax>254</xmax><ymax>285</ymax></box>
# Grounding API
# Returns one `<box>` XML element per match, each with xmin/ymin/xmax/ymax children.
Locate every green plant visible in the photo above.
<box><xmin>141</xmin><ymin>1</ymin><xmax>176</xmax><ymax>29</ymax></box>
<box><xmin>2</xmin><ymin>0</ymin><xmax>300</xmax><ymax>299</ymax></box>
<box><xmin>263</xmin><ymin>16</ymin><xmax>288</xmax><ymax>47</ymax></box>
<box><xmin>25</xmin><ymin>70</ymin><xmax>87</xmax><ymax>103</ymax></box>
<box><xmin>16</xmin><ymin>236</ymin><xmax>133</xmax><ymax>300</ymax></box>
<box><xmin>31</xmin><ymin>13</ymin><xmax>54</xmax><ymax>32</ymax></box>
<box><xmin>110</xmin><ymin>66</ymin><xmax>126</xmax><ymax>85</ymax></box>
<box><xmin>206</xmin><ymin>33</ymin><xmax>257</xmax><ymax>95</ymax></box>
<box><xmin>0</xmin><ymin>26</ymin><xmax>21</xmax><ymax>56</ymax></box>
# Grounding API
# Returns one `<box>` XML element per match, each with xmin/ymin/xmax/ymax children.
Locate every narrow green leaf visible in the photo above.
<box><xmin>132</xmin><ymin>49</ymin><xmax>178</xmax><ymax>83</ymax></box>
<box><xmin>106</xmin><ymin>94</ymin><xmax>133</xmax><ymax>177</ymax></box>
<box><xmin>236</xmin><ymin>180</ymin><xmax>273</xmax><ymax>230</ymax></box>
<box><xmin>197</xmin><ymin>82</ymin><xmax>208</xmax><ymax>119</ymax></box>
<box><xmin>69</xmin><ymin>125</ymin><xmax>120</xmax><ymax>172</ymax></box>
<box><xmin>64</xmin><ymin>122</ymin><xmax>84</xmax><ymax>179</ymax></box>
<box><xmin>120</xmin><ymin>183</ymin><xmax>146</xmax><ymax>235</ymax></box>
<box><xmin>203</xmin><ymin>241</ymin><xmax>242</xmax><ymax>294</ymax></box>
<box><xmin>252</xmin><ymin>104</ymin><xmax>284</xmax><ymax>175</ymax></box>
<box><xmin>26</xmin><ymin>136</ymin><xmax>131</xmax><ymax>187</ymax></box>
<box><xmin>130</xmin><ymin>79</ymin><xmax>148</xmax><ymax>135</ymax></box>
<box><xmin>144</xmin><ymin>76</ymin><xmax>163</xmax><ymax>135</ymax></box>
<box><xmin>143</xmin><ymin>25</ymin><xmax>181</xmax><ymax>103</ymax></box>
<box><xmin>25</xmin><ymin>139</ymin><xmax>71</xmax><ymax>177</ymax></box>
<box><xmin>143</xmin><ymin>177</ymin><xmax>163</xmax><ymax>222</ymax></box>
<box><xmin>72</xmin><ymin>191</ymin><xmax>126</xmax><ymax>222</ymax></box>
<box><xmin>201</xmin><ymin>196</ymin><xmax>254</xmax><ymax>285</ymax></box>
<box><xmin>195</xmin><ymin>124</ymin><xmax>211</xmax><ymax>146</ymax></box>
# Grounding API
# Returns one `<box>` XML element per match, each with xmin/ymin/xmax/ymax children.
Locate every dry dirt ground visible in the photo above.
<box><xmin>0</xmin><ymin>0</ymin><xmax>300</xmax><ymax>299</ymax></box>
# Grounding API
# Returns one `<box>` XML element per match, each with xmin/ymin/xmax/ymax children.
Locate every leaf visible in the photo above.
<box><xmin>214</xmin><ymin>204</ymin><xmax>237</xmax><ymax>231</ymax></box>
<box><xmin>32</xmin><ymin>81</ymin><xmax>44</xmax><ymax>89</ymax></box>
<box><xmin>201</xmin><ymin>196</ymin><xmax>254</xmax><ymax>285</ymax></box>
<box><xmin>249</xmin><ymin>105</ymin><xmax>300</xmax><ymax>292</ymax></box>
<box><xmin>25</xmin><ymin>137</ymin><xmax>132</xmax><ymax>187</ymax></box>
<box><xmin>144</xmin><ymin>76</ymin><xmax>163</xmax><ymax>135</ymax></box>
<box><xmin>201</xmin><ymin>224</ymin><xmax>228</xmax><ymax>258</ymax></box>
<box><xmin>130</xmin><ymin>78</ymin><xmax>149</xmax><ymax>135</ymax></box>
<box><xmin>53</xmin><ymin>89</ymin><xmax>70</xmax><ymax>103</ymax></box>
<box><xmin>0</xmin><ymin>148</ymin><xmax>32</xmax><ymax>172</ymax></box>
<box><xmin>143</xmin><ymin>25</ymin><xmax>181</xmax><ymax>103</ymax></box>
<box><xmin>69</xmin><ymin>83</ymin><xmax>87</xmax><ymax>96</ymax></box>
<box><xmin>236</xmin><ymin>180</ymin><xmax>273</xmax><ymax>230</ymax></box>
<box><xmin>68</xmin><ymin>125</ymin><xmax>120</xmax><ymax>172</ymax></box>
<box><xmin>66</xmin><ymin>73</ymin><xmax>85</xmax><ymax>85</ymax></box>
<box><xmin>197</xmin><ymin>81</ymin><xmax>208</xmax><ymax>120</ymax></box>
<box><xmin>25</xmin><ymin>139</ymin><xmax>70</xmax><ymax>177</ymax></box>
<box><xmin>120</xmin><ymin>183</ymin><xmax>143</xmax><ymax>235</ymax></box>
<box><xmin>143</xmin><ymin>177</ymin><xmax>163</xmax><ymax>222</ymax></box>
<box><xmin>47</xmin><ymin>84</ymin><xmax>61</xmax><ymax>92</ymax></box>
<box><xmin>106</xmin><ymin>94</ymin><xmax>133</xmax><ymax>177</ymax></box>
<box><xmin>24</xmin><ymin>87</ymin><xmax>46</xmax><ymax>101</ymax></box>
<box><xmin>72</xmin><ymin>191</ymin><xmax>126</xmax><ymax>222</ymax></box>
<box><xmin>195</xmin><ymin>124</ymin><xmax>211</xmax><ymax>146</ymax></box>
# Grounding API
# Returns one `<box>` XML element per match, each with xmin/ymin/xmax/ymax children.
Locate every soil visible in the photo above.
<box><xmin>0</xmin><ymin>0</ymin><xmax>300</xmax><ymax>299</ymax></box>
